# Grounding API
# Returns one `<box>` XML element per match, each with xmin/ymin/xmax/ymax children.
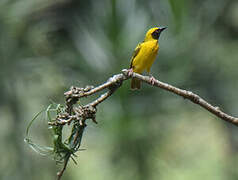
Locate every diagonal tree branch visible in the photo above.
<box><xmin>64</xmin><ymin>69</ymin><xmax>238</xmax><ymax>126</ymax></box>
<box><xmin>123</xmin><ymin>69</ymin><xmax>238</xmax><ymax>126</ymax></box>
<box><xmin>53</xmin><ymin>68</ymin><xmax>238</xmax><ymax>179</ymax></box>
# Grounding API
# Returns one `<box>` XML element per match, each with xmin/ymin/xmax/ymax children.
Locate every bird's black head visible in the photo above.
<box><xmin>151</xmin><ymin>27</ymin><xmax>167</xmax><ymax>40</ymax></box>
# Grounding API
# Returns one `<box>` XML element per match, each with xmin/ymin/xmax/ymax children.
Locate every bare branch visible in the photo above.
<box><xmin>67</xmin><ymin>69</ymin><xmax>238</xmax><ymax>126</ymax></box>
<box><xmin>87</xmin><ymin>91</ymin><xmax>113</xmax><ymax>107</ymax></box>
<box><xmin>52</xmin><ymin>68</ymin><xmax>238</xmax><ymax>179</ymax></box>
<box><xmin>122</xmin><ymin>69</ymin><xmax>238</xmax><ymax>126</ymax></box>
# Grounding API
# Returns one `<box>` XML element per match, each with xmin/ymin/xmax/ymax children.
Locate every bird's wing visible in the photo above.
<box><xmin>130</xmin><ymin>43</ymin><xmax>141</xmax><ymax>68</ymax></box>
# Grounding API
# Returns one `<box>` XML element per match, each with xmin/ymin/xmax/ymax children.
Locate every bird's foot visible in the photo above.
<box><xmin>128</xmin><ymin>68</ymin><xmax>134</xmax><ymax>76</ymax></box>
<box><xmin>149</xmin><ymin>75</ymin><xmax>156</xmax><ymax>85</ymax></box>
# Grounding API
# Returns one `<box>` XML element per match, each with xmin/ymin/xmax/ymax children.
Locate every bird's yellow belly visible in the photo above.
<box><xmin>132</xmin><ymin>41</ymin><xmax>159</xmax><ymax>73</ymax></box>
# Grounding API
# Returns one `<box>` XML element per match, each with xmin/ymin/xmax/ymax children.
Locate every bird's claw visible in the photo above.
<box><xmin>149</xmin><ymin>76</ymin><xmax>156</xmax><ymax>85</ymax></box>
<box><xmin>128</xmin><ymin>68</ymin><xmax>134</xmax><ymax>76</ymax></box>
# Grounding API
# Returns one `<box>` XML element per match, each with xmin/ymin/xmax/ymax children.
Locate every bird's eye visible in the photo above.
<box><xmin>152</xmin><ymin>30</ymin><xmax>159</xmax><ymax>39</ymax></box>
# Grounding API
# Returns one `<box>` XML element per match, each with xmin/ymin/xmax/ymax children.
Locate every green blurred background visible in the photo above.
<box><xmin>1</xmin><ymin>0</ymin><xmax>238</xmax><ymax>179</ymax></box>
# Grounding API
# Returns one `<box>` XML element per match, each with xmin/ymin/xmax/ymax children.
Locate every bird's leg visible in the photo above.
<box><xmin>149</xmin><ymin>74</ymin><xmax>156</xmax><ymax>85</ymax></box>
<box><xmin>128</xmin><ymin>68</ymin><xmax>134</xmax><ymax>76</ymax></box>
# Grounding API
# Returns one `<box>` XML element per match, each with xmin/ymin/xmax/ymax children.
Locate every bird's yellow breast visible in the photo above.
<box><xmin>132</xmin><ymin>40</ymin><xmax>159</xmax><ymax>73</ymax></box>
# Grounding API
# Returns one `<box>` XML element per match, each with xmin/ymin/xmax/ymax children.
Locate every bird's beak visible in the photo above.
<box><xmin>160</xmin><ymin>27</ymin><xmax>167</xmax><ymax>32</ymax></box>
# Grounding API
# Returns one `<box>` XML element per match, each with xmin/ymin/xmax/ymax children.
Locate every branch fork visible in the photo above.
<box><xmin>51</xmin><ymin>69</ymin><xmax>238</xmax><ymax>179</ymax></box>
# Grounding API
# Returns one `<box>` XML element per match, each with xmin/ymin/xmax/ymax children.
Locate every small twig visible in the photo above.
<box><xmin>87</xmin><ymin>91</ymin><xmax>113</xmax><ymax>107</ymax></box>
<box><xmin>57</xmin><ymin>154</ymin><xmax>70</xmax><ymax>180</ymax></box>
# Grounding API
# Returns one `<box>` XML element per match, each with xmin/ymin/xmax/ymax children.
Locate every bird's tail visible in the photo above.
<box><xmin>131</xmin><ymin>77</ymin><xmax>141</xmax><ymax>90</ymax></box>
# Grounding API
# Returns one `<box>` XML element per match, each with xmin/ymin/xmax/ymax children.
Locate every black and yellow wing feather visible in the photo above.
<box><xmin>130</xmin><ymin>43</ymin><xmax>142</xmax><ymax>90</ymax></box>
<box><xmin>130</xmin><ymin>43</ymin><xmax>141</xmax><ymax>69</ymax></box>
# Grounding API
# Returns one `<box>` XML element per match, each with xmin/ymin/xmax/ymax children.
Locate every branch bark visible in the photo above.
<box><xmin>123</xmin><ymin>69</ymin><xmax>238</xmax><ymax>126</ymax></box>
<box><xmin>65</xmin><ymin>69</ymin><xmax>238</xmax><ymax>126</ymax></box>
<box><xmin>54</xmin><ymin>68</ymin><xmax>238</xmax><ymax>179</ymax></box>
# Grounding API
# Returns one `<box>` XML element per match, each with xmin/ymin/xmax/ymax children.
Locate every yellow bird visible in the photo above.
<box><xmin>129</xmin><ymin>27</ymin><xmax>166</xmax><ymax>90</ymax></box>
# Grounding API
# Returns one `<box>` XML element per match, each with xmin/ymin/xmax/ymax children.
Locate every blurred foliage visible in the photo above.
<box><xmin>1</xmin><ymin>0</ymin><xmax>238</xmax><ymax>179</ymax></box>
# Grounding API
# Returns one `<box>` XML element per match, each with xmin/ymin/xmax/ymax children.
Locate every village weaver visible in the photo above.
<box><xmin>129</xmin><ymin>27</ymin><xmax>166</xmax><ymax>90</ymax></box>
